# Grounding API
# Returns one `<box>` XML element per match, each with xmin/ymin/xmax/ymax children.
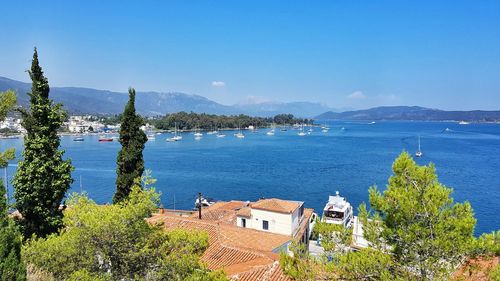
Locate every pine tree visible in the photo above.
<box><xmin>364</xmin><ymin>151</ymin><xmax>476</xmax><ymax>280</ymax></box>
<box><xmin>13</xmin><ymin>48</ymin><xmax>74</xmax><ymax>238</ymax></box>
<box><xmin>113</xmin><ymin>88</ymin><xmax>147</xmax><ymax>203</ymax></box>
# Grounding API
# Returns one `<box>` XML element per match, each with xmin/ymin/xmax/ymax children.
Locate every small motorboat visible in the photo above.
<box><xmin>98</xmin><ymin>137</ymin><xmax>113</xmax><ymax>142</ymax></box>
<box><xmin>73</xmin><ymin>137</ymin><xmax>84</xmax><ymax>142</ymax></box>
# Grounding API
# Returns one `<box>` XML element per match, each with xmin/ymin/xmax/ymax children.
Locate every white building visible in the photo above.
<box><xmin>235</xmin><ymin>198</ymin><xmax>311</xmax><ymax>243</ymax></box>
<box><xmin>67</xmin><ymin>116</ymin><xmax>104</xmax><ymax>133</ymax></box>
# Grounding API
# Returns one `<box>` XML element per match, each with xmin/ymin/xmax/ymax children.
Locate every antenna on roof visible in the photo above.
<box><xmin>198</xmin><ymin>192</ymin><xmax>202</xmax><ymax>219</ymax></box>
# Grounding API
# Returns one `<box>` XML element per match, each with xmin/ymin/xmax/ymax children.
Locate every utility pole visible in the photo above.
<box><xmin>198</xmin><ymin>192</ymin><xmax>202</xmax><ymax>219</ymax></box>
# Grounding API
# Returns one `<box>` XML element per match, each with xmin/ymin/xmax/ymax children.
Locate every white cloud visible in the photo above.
<box><xmin>347</xmin><ymin>90</ymin><xmax>366</xmax><ymax>100</ymax></box>
<box><xmin>211</xmin><ymin>81</ymin><xmax>225</xmax><ymax>87</ymax></box>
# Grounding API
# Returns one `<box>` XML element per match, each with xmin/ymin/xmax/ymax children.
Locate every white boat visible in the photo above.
<box><xmin>195</xmin><ymin>196</ymin><xmax>216</xmax><ymax>208</ymax></box>
<box><xmin>459</xmin><ymin>121</ymin><xmax>470</xmax><ymax>125</ymax></box>
<box><xmin>266</xmin><ymin>130</ymin><xmax>275</xmax><ymax>136</ymax></box>
<box><xmin>216</xmin><ymin>133</ymin><xmax>226</xmax><ymax>138</ymax></box>
<box><xmin>168</xmin><ymin>123</ymin><xmax>182</xmax><ymax>141</ymax></box>
<box><xmin>194</xmin><ymin>129</ymin><xmax>203</xmax><ymax>137</ymax></box>
<box><xmin>235</xmin><ymin>126</ymin><xmax>245</xmax><ymax>138</ymax></box>
<box><xmin>298</xmin><ymin>125</ymin><xmax>306</xmax><ymax>136</ymax></box>
<box><xmin>194</xmin><ymin>136</ymin><xmax>202</xmax><ymax>141</ymax></box>
<box><xmin>147</xmin><ymin>134</ymin><xmax>156</xmax><ymax>140</ymax></box>
<box><xmin>415</xmin><ymin>135</ymin><xmax>423</xmax><ymax>157</ymax></box>
<box><xmin>206</xmin><ymin>130</ymin><xmax>217</xmax><ymax>135</ymax></box>
<box><xmin>322</xmin><ymin>191</ymin><xmax>354</xmax><ymax>228</ymax></box>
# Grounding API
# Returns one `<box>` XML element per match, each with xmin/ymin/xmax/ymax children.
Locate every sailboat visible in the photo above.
<box><xmin>194</xmin><ymin>127</ymin><xmax>203</xmax><ymax>137</ymax></box>
<box><xmin>235</xmin><ymin>125</ymin><xmax>245</xmax><ymax>138</ymax></box>
<box><xmin>298</xmin><ymin>124</ymin><xmax>306</xmax><ymax>136</ymax></box>
<box><xmin>216</xmin><ymin>124</ymin><xmax>226</xmax><ymax>138</ymax></box>
<box><xmin>266</xmin><ymin>123</ymin><xmax>275</xmax><ymax>136</ymax></box>
<box><xmin>167</xmin><ymin>123</ymin><xmax>182</xmax><ymax>142</ymax></box>
<box><xmin>415</xmin><ymin>136</ymin><xmax>423</xmax><ymax>157</ymax></box>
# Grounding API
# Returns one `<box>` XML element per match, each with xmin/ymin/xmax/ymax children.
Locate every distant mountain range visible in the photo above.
<box><xmin>316</xmin><ymin>106</ymin><xmax>500</xmax><ymax>122</ymax></box>
<box><xmin>0</xmin><ymin>76</ymin><xmax>333</xmax><ymax>117</ymax></box>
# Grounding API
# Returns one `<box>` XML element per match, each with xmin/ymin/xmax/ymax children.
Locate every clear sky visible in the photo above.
<box><xmin>1</xmin><ymin>1</ymin><xmax>499</xmax><ymax>110</ymax></box>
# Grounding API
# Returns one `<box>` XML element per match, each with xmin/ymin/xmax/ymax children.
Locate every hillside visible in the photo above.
<box><xmin>316</xmin><ymin>106</ymin><xmax>500</xmax><ymax>122</ymax></box>
<box><xmin>0</xmin><ymin>76</ymin><xmax>331</xmax><ymax>117</ymax></box>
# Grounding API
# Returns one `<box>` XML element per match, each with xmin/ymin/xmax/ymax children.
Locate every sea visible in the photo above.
<box><xmin>1</xmin><ymin>121</ymin><xmax>499</xmax><ymax>235</ymax></box>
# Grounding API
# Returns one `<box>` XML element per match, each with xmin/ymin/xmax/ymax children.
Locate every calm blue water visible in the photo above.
<box><xmin>1</xmin><ymin>121</ymin><xmax>499</xmax><ymax>235</ymax></box>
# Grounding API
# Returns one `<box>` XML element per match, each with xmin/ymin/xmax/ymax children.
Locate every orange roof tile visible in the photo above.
<box><xmin>236</xmin><ymin>206</ymin><xmax>251</xmax><ymax>218</ymax></box>
<box><xmin>251</xmin><ymin>198</ymin><xmax>302</xmax><ymax>214</ymax></box>
<box><xmin>148</xmin><ymin>212</ymin><xmax>294</xmax><ymax>280</ymax></box>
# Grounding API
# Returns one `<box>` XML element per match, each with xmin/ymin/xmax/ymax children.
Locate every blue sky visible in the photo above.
<box><xmin>1</xmin><ymin>1</ymin><xmax>499</xmax><ymax>110</ymax></box>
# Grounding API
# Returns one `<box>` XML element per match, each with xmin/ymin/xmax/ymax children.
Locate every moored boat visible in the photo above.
<box><xmin>322</xmin><ymin>191</ymin><xmax>354</xmax><ymax>228</ymax></box>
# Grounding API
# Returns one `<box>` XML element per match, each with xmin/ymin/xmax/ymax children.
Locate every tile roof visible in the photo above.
<box><xmin>148</xmin><ymin>212</ymin><xmax>293</xmax><ymax>280</ymax></box>
<box><xmin>251</xmin><ymin>198</ymin><xmax>302</xmax><ymax>214</ymax></box>
<box><xmin>236</xmin><ymin>206</ymin><xmax>251</xmax><ymax>218</ymax></box>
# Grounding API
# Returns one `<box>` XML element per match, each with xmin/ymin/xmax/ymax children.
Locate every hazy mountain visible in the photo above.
<box><xmin>316</xmin><ymin>106</ymin><xmax>500</xmax><ymax>122</ymax></box>
<box><xmin>234</xmin><ymin>101</ymin><xmax>334</xmax><ymax>118</ymax></box>
<box><xmin>0</xmin><ymin>76</ymin><xmax>331</xmax><ymax>117</ymax></box>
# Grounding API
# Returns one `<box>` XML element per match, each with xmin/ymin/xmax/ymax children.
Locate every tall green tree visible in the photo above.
<box><xmin>114</xmin><ymin>88</ymin><xmax>147</xmax><ymax>203</ymax></box>
<box><xmin>364</xmin><ymin>151</ymin><xmax>476</xmax><ymax>280</ymax></box>
<box><xmin>23</xmin><ymin>175</ymin><xmax>227</xmax><ymax>281</ymax></box>
<box><xmin>13</xmin><ymin>48</ymin><xmax>74</xmax><ymax>238</ymax></box>
<box><xmin>0</xmin><ymin>90</ymin><xmax>26</xmax><ymax>281</ymax></box>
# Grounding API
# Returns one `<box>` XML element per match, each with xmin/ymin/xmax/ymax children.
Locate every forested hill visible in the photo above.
<box><xmin>316</xmin><ymin>106</ymin><xmax>500</xmax><ymax>122</ymax></box>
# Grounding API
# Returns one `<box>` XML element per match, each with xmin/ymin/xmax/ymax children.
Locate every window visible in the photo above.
<box><xmin>241</xmin><ymin>218</ymin><xmax>246</xmax><ymax>228</ymax></box>
<box><xmin>299</xmin><ymin>205</ymin><xmax>304</xmax><ymax>218</ymax></box>
<box><xmin>262</xmin><ymin>220</ymin><xmax>269</xmax><ymax>230</ymax></box>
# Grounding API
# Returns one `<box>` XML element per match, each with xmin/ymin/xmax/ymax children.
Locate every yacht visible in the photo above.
<box><xmin>73</xmin><ymin>137</ymin><xmax>84</xmax><ymax>142</ymax></box>
<box><xmin>459</xmin><ymin>121</ymin><xmax>470</xmax><ymax>125</ymax></box>
<box><xmin>415</xmin><ymin>135</ymin><xmax>423</xmax><ymax>157</ymax></box>
<box><xmin>194</xmin><ymin>135</ymin><xmax>202</xmax><ymax>141</ymax></box>
<box><xmin>147</xmin><ymin>134</ymin><xmax>156</xmax><ymax>140</ymax></box>
<box><xmin>322</xmin><ymin>191</ymin><xmax>354</xmax><ymax>228</ymax></box>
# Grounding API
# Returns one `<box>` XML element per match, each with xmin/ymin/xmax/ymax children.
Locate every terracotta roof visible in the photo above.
<box><xmin>231</xmin><ymin>261</ymin><xmax>292</xmax><ymax>281</ymax></box>
<box><xmin>190</xmin><ymin>201</ymin><xmax>246</xmax><ymax>224</ymax></box>
<box><xmin>251</xmin><ymin>198</ymin><xmax>302</xmax><ymax>214</ymax></box>
<box><xmin>236</xmin><ymin>206</ymin><xmax>251</xmax><ymax>218</ymax></box>
<box><xmin>148</xmin><ymin>212</ymin><xmax>293</xmax><ymax>280</ymax></box>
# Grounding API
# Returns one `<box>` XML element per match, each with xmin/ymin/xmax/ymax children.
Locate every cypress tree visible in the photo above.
<box><xmin>13</xmin><ymin>48</ymin><xmax>74</xmax><ymax>238</ymax></box>
<box><xmin>113</xmin><ymin>88</ymin><xmax>147</xmax><ymax>203</ymax></box>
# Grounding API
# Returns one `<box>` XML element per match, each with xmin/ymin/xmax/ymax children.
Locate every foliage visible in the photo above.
<box><xmin>328</xmin><ymin>248</ymin><xmax>404</xmax><ymax>281</ymax></box>
<box><xmin>280</xmin><ymin>242</ymin><xmax>317</xmax><ymax>281</ymax></box>
<box><xmin>13</xmin><ymin>48</ymin><xmax>74</xmax><ymax>238</ymax></box>
<box><xmin>491</xmin><ymin>265</ymin><xmax>500</xmax><ymax>281</ymax></box>
<box><xmin>114</xmin><ymin>88</ymin><xmax>147</xmax><ymax>203</ymax></box>
<box><xmin>150</xmin><ymin>111</ymin><xmax>311</xmax><ymax>130</ymax></box>
<box><xmin>23</xmin><ymin>174</ymin><xmax>226</xmax><ymax>281</ymax></box>
<box><xmin>312</xmin><ymin>220</ymin><xmax>352</xmax><ymax>257</ymax></box>
<box><xmin>0</xmin><ymin>90</ymin><xmax>26</xmax><ymax>281</ymax></box>
<box><xmin>0</xmin><ymin>182</ymin><xmax>26</xmax><ymax>281</ymax></box>
<box><xmin>472</xmin><ymin>230</ymin><xmax>500</xmax><ymax>257</ymax></box>
<box><xmin>364</xmin><ymin>151</ymin><xmax>476</xmax><ymax>280</ymax></box>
